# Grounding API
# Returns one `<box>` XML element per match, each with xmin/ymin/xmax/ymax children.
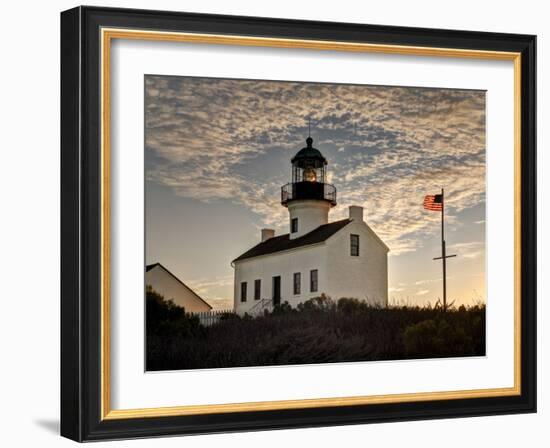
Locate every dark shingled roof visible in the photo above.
<box><xmin>233</xmin><ymin>219</ymin><xmax>351</xmax><ymax>263</ymax></box>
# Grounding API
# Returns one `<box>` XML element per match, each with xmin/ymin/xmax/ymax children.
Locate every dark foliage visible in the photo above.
<box><xmin>146</xmin><ymin>286</ymin><xmax>205</xmax><ymax>368</ymax></box>
<box><xmin>146</xmin><ymin>290</ymin><xmax>485</xmax><ymax>371</ymax></box>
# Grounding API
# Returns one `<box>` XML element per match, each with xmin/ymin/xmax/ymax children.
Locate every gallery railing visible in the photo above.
<box><xmin>281</xmin><ymin>182</ymin><xmax>337</xmax><ymax>206</ymax></box>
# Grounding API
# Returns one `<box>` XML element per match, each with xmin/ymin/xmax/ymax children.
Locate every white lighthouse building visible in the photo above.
<box><xmin>232</xmin><ymin>136</ymin><xmax>389</xmax><ymax>315</ymax></box>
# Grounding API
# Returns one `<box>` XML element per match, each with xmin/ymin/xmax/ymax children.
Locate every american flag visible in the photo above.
<box><xmin>423</xmin><ymin>194</ymin><xmax>443</xmax><ymax>211</ymax></box>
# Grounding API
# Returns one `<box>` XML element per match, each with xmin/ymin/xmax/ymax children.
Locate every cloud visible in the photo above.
<box><xmin>414</xmin><ymin>278</ymin><xmax>444</xmax><ymax>286</ymax></box>
<box><xmin>186</xmin><ymin>275</ymin><xmax>233</xmax><ymax>292</ymax></box>
<box><xmin>185</xmin><ymin>275</ymin><xmax>234</xmax><ymax>310</ymax></box>
<box><xmin>200</xmin><ymin>296</ymin><xmax>233</xmax><ymax>310</ymax></box>
<box><xmin>145</xmin><ymin>76</ymin><xmax>485</xmax><ymax>254</ymax></box>
<box><xmin>450</xmin><ymin>241</ymin><xmax>485</xmax><ymax>259</ymax></box>
<box><xmin>415</xmin><ymin>289</ymin><xmax>430</xmax><ymax>296</ymax></box>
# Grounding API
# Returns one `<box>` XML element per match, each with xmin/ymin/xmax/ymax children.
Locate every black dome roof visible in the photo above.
<box><xmin>291</xmin><ymin>137</ymin><xmax>327</xmax><ymax>168</ymax></box>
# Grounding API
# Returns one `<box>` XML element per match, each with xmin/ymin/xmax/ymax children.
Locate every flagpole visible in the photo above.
<box><xmin>429</xmin><ymin>189</ymin><xmax>456</xmax><ymax>310</ymax></box>
<box><xmin>441</xmin><ymin>188</ymin><xmax>447</xmax><ymax>311</ymax></box>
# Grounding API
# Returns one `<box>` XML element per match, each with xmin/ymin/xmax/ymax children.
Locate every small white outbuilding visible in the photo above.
<box><xmin>232</xmin><ymin>136</ymin><xmax>389</xmax><ymax>315</ymax></box>
<box><xmin>146</xmin><ymin>263</ymin><xmax>212</xmax><ymax>312</ymax></box>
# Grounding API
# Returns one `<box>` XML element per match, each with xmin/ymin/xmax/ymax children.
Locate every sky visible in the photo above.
<box><xmin>145</xmin><ymin>75</ymin><xmax>486</xmax><ymax>309</ymax></box>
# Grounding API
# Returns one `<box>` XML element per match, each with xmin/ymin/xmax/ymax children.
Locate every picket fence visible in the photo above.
<box><xmin>192</xmin><ymin>309</ymin><xmax>235</xmax><ymax>327</ymax></box>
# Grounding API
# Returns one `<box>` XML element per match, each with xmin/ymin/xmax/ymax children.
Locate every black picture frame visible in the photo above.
<box><xmin>61</xmin><ymin>6</ymin><xmax>536</xmax><ymax>442</ymax></box>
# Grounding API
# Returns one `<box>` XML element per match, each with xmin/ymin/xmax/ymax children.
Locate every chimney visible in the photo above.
<box><xmin>261</xmin><ymin>228</ymin><xmax>275</xmax><ymax>242</ymax></box>
<box><xmin>349</xmin><ymin>206</ymin><xmax>364</xmax><ymax>222</ymax></box>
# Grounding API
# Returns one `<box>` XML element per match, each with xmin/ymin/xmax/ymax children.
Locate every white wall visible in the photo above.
<box><xmin>146</xmin><ymin>266</ymin><xmax>212</xmax><ymax>312</ymax></box>
<box><xmin>0</xmin><ymin>1</ymin><xmax>546</xmax><ymax>448</ymax></box>
<box><xmin>325</xmin><ymin>220</ymin><xmax>389</xmax><ymax>306</ymax></box>
<box><xmin>234</xmin><ymin>244</ymin><xmax>327</xmax><ymax>313</ymax></box>
<box><xmin>287</xmin><ymin>200</ymin><xmax>330</xmax><ymax>239</ymax></box>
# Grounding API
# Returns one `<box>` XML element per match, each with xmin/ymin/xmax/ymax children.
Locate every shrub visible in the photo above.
<box><xmin>146</xmin><ymin>289</ymin><xmax>485</xmax><ymax>370</ymax></box>
<box><xmin>272</xmin><ymin>301</ymin><xmax>294</xmax><ymax>315</ymax></box>
<box><xmin>296</xmin><ymin>294</ymin><xmax>335</xmax><ymax>312</ymax></box>
<box><xmin>403</xmin><ymin>317</ymin><xmax>476</xmax><ymax>357</ymax></box>
<box><xmin>337</xmin><ymin>297</ymin><xmax>369</xmax><ymax>314</ymax></box>
<box><xmin>145</xmin><ymin>286</ymin><xmax>205</xmax><ymax>370</ymax></box>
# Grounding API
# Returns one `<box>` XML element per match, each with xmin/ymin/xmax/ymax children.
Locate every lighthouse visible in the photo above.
<box><xmin>281</xmin><ymin>136</ymin><xmax>337</xmax><ymax>239</ymax></box>
<box><xmin>232</xmin><ymin>134</ymin><xmax>389</xmax><ymax>315</ymax></box>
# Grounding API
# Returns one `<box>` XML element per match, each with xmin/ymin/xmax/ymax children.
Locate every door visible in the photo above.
<box><xmin>272</xmin><ymin>276</ymin><xmax>281</xmax><ymax>305</ymax></box>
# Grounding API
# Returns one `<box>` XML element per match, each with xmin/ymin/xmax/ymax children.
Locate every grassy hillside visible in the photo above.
<box><xmin>146</xmin><ymin>289</ymin><xmax>485</xmax><ymax>371</ymax></box>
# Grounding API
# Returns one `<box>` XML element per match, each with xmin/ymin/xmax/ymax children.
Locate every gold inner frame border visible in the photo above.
<box><xmin>100</xmin><ymin>27</ymin><xmax>522</xmax><ymax>420</ymax></box>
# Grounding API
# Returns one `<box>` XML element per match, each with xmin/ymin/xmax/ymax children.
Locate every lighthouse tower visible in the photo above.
<box><xmin>281</xmin><ymin>136</ymin><xmax>337</xmax><ymax>239</ymax></box>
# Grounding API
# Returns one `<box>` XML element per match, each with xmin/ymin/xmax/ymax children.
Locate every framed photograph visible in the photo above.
<box><xmin>60</xmin><ymin>6</ymin><xmax>536</xmax><ymax>441</ymax></box>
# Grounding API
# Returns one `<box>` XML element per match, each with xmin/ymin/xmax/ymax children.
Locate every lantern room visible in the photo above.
<box><xmin>281</xmin><ymin>136</ymin><xmax>336</xmax><ymax>207</ymax></box>
<box><xmin>291</xmin><ymin>136</ymin><xmax>327</xmax><ymax>183</ymax></box>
